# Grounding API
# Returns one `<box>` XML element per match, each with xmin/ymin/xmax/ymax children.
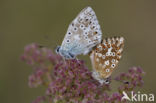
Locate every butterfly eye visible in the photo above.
<box><xmin>105</xmin><ymin>78</ymin><xmax>110</xmax><ymax>84</ymax></box>
<box><xmin>55</xmin><ymin>46</ymin><xmax>60</xmax><ymax>54</ymax></box>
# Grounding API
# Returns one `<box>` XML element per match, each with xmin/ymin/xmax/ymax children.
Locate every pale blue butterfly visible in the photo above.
<box><xmin>56</xmin><ymin>7</ymin><xmax>102</xmax><ymax>59</ymax></box>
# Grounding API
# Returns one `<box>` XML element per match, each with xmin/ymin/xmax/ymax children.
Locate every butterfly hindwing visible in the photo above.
<box><xmin>61</xmin><ymin>7</ymin><xmax>102</xmax><ymax>56</ymax></box>
<box><xmin>90</xmin><ymin>37</ymin><xmax>124</xmax><ymax>82</ymax></box>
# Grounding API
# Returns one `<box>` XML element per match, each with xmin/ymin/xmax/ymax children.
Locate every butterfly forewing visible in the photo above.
<box><xmin>90</xmin><ymin>37</ymin><xmax>124</xmax><ymax>79</ymax></box>
<box><xmin>61</xmin><ymin>6</ymin><xmax>102</xmax><ymax>55</ymax></box>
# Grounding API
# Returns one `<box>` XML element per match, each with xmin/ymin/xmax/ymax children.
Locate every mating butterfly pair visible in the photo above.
<box><xmin>56</xmin><ymin>7</ymin><xmax>124</xmax><ymax>84</ymax></box>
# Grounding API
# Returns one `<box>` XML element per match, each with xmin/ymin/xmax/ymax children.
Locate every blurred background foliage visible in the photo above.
<box><xmin>0</xmin><ymin>0</ymin><xmax>156</xmax><ymax>103</ymax></box>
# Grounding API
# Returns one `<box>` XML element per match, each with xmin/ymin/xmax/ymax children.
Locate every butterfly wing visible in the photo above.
<box><xmin>90</xmin><ymin>37</ymin><xmax>124</xmax><ymax>81</ymax></box>
<box><xmin>60</xmin><ymin>7</ymin><xmax>102</xmax><ymax>56</ymax></box>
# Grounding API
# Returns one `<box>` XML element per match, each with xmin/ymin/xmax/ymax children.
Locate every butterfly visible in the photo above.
<box><xmin>90</xmin><ymin>37</ymin><xmax>124</xmax><ymax>84</ymax></box>
<box><xmin>56</xmin><ymin>7</ymin><xmax>102</xmax><ymax>59</ymax></box>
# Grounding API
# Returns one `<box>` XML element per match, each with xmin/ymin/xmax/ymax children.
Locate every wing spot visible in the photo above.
<box><xmin>111</xmin><ymin>59</ymin><xmax>115</xmax><ymax>63</ymax></box>
<box><xmin>106</xmin><ymin>69</ymin><xmax>110</xmax><ymax>72</ymax></box>
<box><xmin>68</xmin><ymin>32</ymin><xmax>72</xmax><ymax>35</ymax></box>
<box><xmin>110</xmin><ymin>52</ymin><xmax>113</xmax><ymax>56</ymax></box>
<box><xmin>84</xmin><ymin>32</ymin><xmax>88</xmax><ymax>35</ymax></box>
<box><xmin>80</xmin><ymin>24</ymin><xmax>84</xmax><ymax>29</ymax></box>
<box><xmin>98</xmin><ymin>53</ymin><xmax>102</xmax><ymax>57</ymax></box>
<box><xmin>111</xmin><ymin>64</ymin><xmax>116</xmax><ymax>68</ymax></box>
<box><xmin>66</xmin><ymin>39</ymin><xmax>70</xmax><ymax>43</ymax></box>
<box><xmin>106</xmin><ymin>52</ymin><xmax>110</xmax><ymax>56</ymax></box>
<box><xmin>105</xmin><ymin>60</ymin><xmax>109</xmax><ymax>65</ymax></box>
<box><xmin>84</xmin><ymin>36</ymin><xmax>88</xmax><ymax>39</ymax></box>
<box><xmin>102</xmin><ymin>55</ymin><xmax>105</xmax><ymax>59</ymax></box>
<box><xmin>112</xmin><ymin>52</ymin><xmax>116</xmax><ymax>56</ymax></box>
<box><xmin>97</xmin><ymin>45</ymin><xmax>102</xmax><ymax>50</ymax></box>
<box><xmin>88</xmin><ymin>40</ymin><xmax>92</xmax><ymax>43</ymax></box>
<box><xmin>74</xmin><ymin>27</ymin><xmax>77</xmax><ymax>31</ymax></box>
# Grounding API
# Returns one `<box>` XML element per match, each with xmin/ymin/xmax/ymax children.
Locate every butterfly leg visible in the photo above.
<box><xmin>75</xmin><ymin>57</ymin><xmax>82</xmax><ymax>65</ymax></box>
<box><xmin>62</xmin><ymin>57</ymin><xmax>68</xmax><ymax>65</ymax></box>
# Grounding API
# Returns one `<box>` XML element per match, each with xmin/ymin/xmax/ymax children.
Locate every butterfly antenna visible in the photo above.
<box><xmin>43</xmin><ymin>34</ymin><xmax>59</xmax><ymax>49</ymax></box>
<box><xmin>38</xmin><ymin>44</ymin><xmax>49</xmax><ymax>48</ymax></box>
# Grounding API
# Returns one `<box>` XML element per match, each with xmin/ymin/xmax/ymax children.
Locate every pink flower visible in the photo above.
<box><xmin>21</xmin><ymin>43</ymin><xmax>145</xmax><ymax>103</ymax></box>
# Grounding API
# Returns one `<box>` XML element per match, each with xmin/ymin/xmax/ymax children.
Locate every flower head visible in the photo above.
<box><xmin>21</xmin><ymin>43</ymin><xmax>145</xmax><ymax>103</ymax></box>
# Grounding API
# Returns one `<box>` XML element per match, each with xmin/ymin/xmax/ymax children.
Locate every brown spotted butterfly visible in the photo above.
<box><xmin>90</xmin><ymin>37</ymin><xmax>124</xmax><ymax>84</ymax></box>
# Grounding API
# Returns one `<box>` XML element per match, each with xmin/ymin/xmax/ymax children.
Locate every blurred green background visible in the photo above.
<box><xmin>0</xmin><ymin>0</ymin><xmax>156</xmax><ymax>103</ymax></box>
